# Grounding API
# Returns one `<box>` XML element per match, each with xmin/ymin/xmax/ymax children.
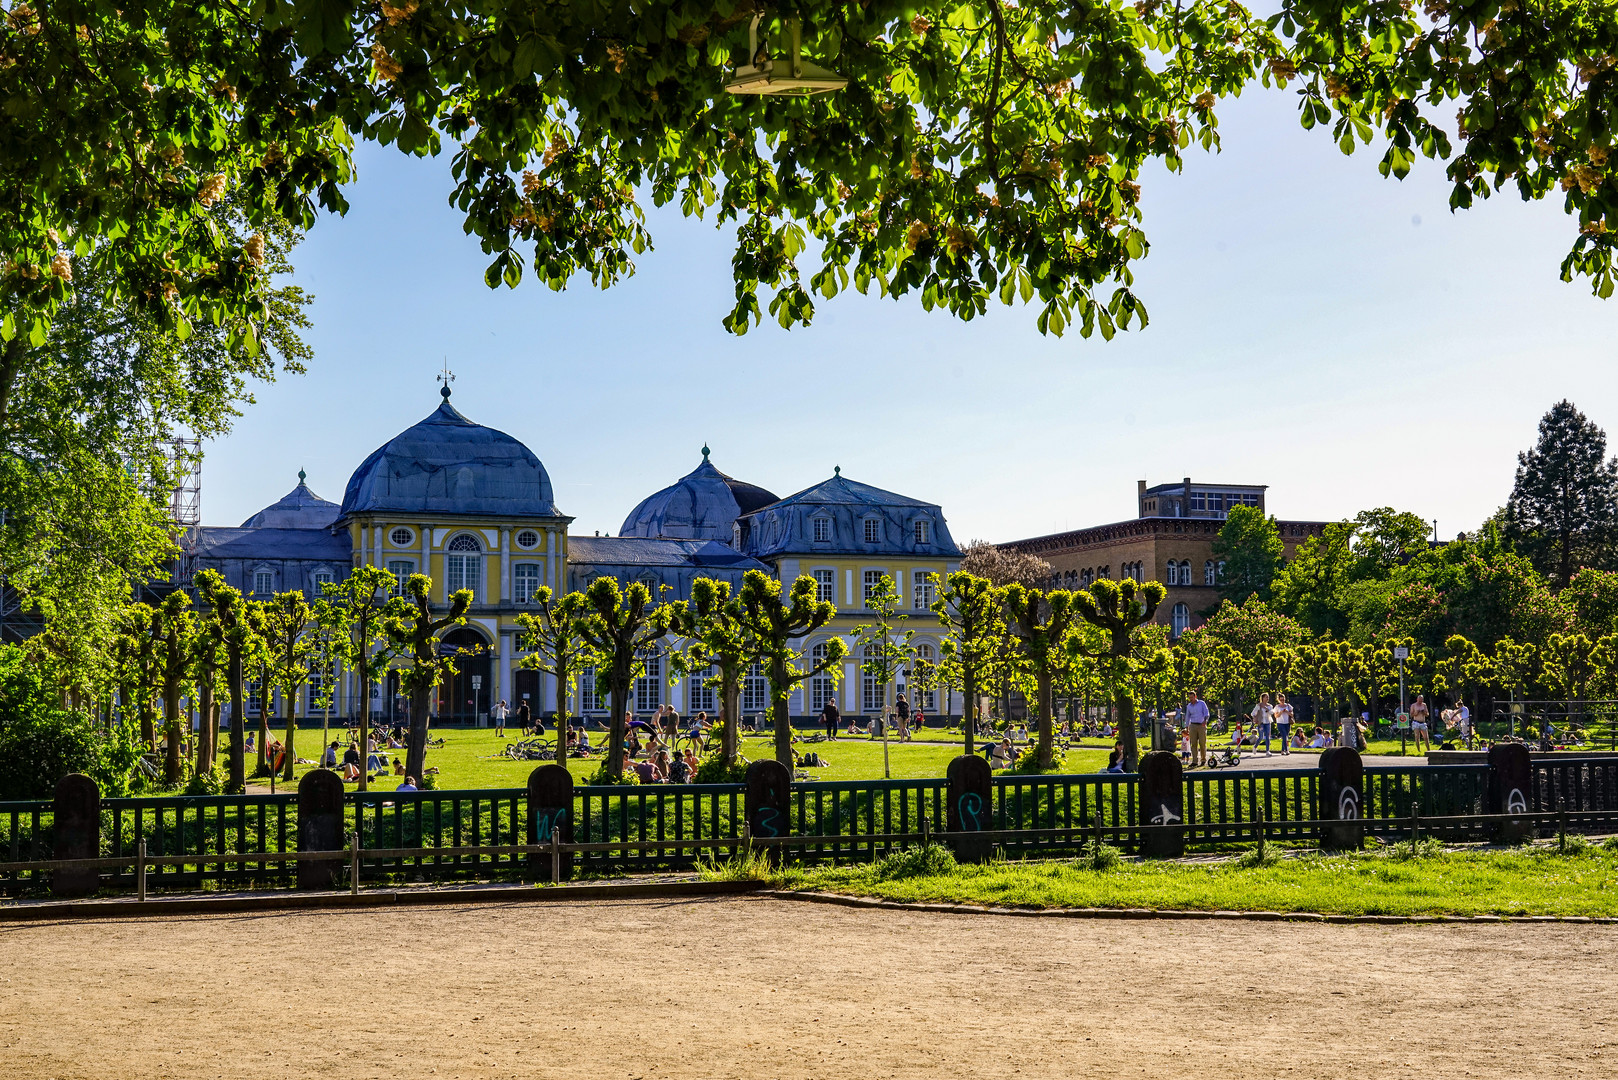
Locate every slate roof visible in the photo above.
<box><xmin>737</xmin><ymin>471</ymin><xmax>964</xmax><ymax>560</ymax></box>
<box><xmin>619</xmin><ymin>452</ymin><xmax>778</xmax><ymax>542</ymax></box>
<box><xmin>567</xmin><ymin>535</ymin><xmax>770</xmax><ymax>571</ymax></box>
<box><xmin>338</xmin><ymin>391</ymin><xmax>560</xmax><ymax>519</ymax></box>
<box><xmin>239</xmin><ymin>475</ymin><xmax>341</xmax><ymax>529</ymax></box>
<box><xmin>192</xmin><ymin>526</ymin><xmax>352</xmax><ymax>562</ymax></box>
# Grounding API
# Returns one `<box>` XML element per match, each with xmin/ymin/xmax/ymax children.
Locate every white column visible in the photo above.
<box><xmin>498</xmin><ymin>633</ymin><xmax>512</xmax><ymax>710</ymax></box>
<box><xmin>894</xmin><ymin>569</ymin><xmax>904</xmax><ymax>605</ymax></box>
<box><xmin>500</xmin><ymin>527</ymin><xmax>511</xmax><ymax>602</ymax></box>
<box><xmin>373</xmin><ymin>523</ymin><xmax>382</xmax><ymax>569</ymax></box>
<box><xmin>844</xmin><ymin>662</ymin><xmax>858</xmax><ymax>712</ymax></box>
<box><xmin>420</xmin><ymin>525</ymin><xmax>431</xmax><ymax>584</ymax></box>
<box><xmin>844</xmin><ymin>569</ymin><xmax>853</xmax><ymax>607</ymax></box>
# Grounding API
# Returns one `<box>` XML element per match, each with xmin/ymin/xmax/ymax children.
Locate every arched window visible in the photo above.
<box><xmin>810</xmin><ymin>643</ymin><xmax>836</xmax><ymax>712</ymax></box>
<box><xmin>1204</xmin><ymin>560</ymin><xmax>1216</xmax><ymax>586</ymax></box>
<box><xmin>446</xmin><ymin>534</ymin><xmax>482</xmax><ymax>601</ymax></box>
<box><xmin>860</xmin><ymin>646</ymin><xmax>885</xmax><ymax>713</ymax></box>
<box><xmin>910</xmin><ymin>643</ymin><xmax>936</xmax><ymax>710</ymax></box>
<box><xmin>1179</xmin><ymin>560</ymin><xmax>1192</xmax><ymax>586</ymax></box>
<box><xmin>1171</xmin><ymin>602</ymin><xmax>1191</xmax><ymax>637</ymax></box>
<box><xmin>742</xmin><ymin>662</ymin><xmax>768</xmax><ymax>713</ymax></box>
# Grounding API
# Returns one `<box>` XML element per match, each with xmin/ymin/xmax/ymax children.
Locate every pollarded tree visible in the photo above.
<box><xmin>245</xmin><ymin>601</ymin><xmax>279</xmax><ymax>777</ymax></box>
<box><xmin>735</xmin><ymin>571</ymin><xmax>848</xmax><ymax>771</ymax></box>
<box><xmin>152</xmin><ymin>592</ymin><xmax>194</xmax><ymax>785</ymax></box>
<box><xmin>1505</xmin><ymin>400</ymin><xmax>1618</xmax><ymax>587</ymax></box>
<box><xmin>1002</xmin><ymin>584</ymin><xmax>1078</xmax><ymax>770</ymax></box>
<box><xmin>260</xmin><ymin>591</ymin><xmax>318</xmax><ymax>782</ymax></box>
<box><xmin>112</xmin><ymin>601</ymin><xmax>161</xmax><ymax>752</ymax></box>
<box><xmin>847</xmin><ymin>574</ymin><xmax>913</xmax><ymax>779</ymax></box>
<box><xmin>385</xmin><ymin>574</ymin><xmax>474</xmax><ymax>785</ymax></box>
<box><xmin>1070</xmin><ymin>577</ymin><xmax>1167</xmax><ymax>771</ymax></box>
<box><xmin>313</xmin><ymin>565</ymin><xmax>404</xmax><ymax>792</ymax></box>
<box><xmin>576</xmin><ymin>577</ymin><xmax>669</xmax><ymax>780</ymax></box>
<box><xmin>666</xmin><ymin>578</ymin><xmax>751</xmax><ymax>769</ymax></box>
<box><xmin>513</xmin><ymin>586</ymin><xmax>596</xmax><ymax>769</ymax></box>
<box><xmin>187</xmin><ymin>604</ymin><xmax>225</xmax><ymax>781</ymax></box>
<box><xmin>194</xmin><ymin>570</ymin><xmax>257</xmax><ymax>792</ymax></box>
<box><xmin>931</xmin><ymin>571</ymin><xmax>1001</xmax><ymax>755</ymax></box>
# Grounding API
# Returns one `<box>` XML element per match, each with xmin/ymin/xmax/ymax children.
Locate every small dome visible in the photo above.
<box><xmin>339</xmin><ymin>392</ymin><xmax>558</xmax><ymax>519</ymax></box>
<box><xmin>619</xmin><ymin>451</ymin><xmax>777</xmax><ymax>542</ymax></box>
<box><xmin>240</xmin><ymin>473</ymin><xmax>340</xmax><ymax>529</ymax></box>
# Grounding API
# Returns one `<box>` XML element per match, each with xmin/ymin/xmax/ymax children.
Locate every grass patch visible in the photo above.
<box><xmin>774</xmin><ymin>844</ymin><xmax>1618</xmax><ymax>918</ymax></box>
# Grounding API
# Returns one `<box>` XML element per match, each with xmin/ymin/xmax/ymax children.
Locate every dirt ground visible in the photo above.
<box><xmin>1</xmin><ymin>898</ymin><xmax>1614</xmax><ymax>1079</ymax></box>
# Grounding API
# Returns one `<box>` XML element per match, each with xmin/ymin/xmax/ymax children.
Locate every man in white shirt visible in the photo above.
<box><xmin>1454</xmin><ymin>701</ymin><xmax>1471</xmax><ymax>748</ymax></box>
<box><xmin>492</xmin><ymin>699</ymin><xmax>509</xmax><ymax>737</ymax></box>
<box><xmin>1184</xmin><ymin>690</ymin><xmax>1211</xmax><ymax>767</ymax></box>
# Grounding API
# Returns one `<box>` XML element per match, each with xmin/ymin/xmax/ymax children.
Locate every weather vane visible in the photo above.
<box><xmin>437</xmin><ymin>359</ymin><xmax>455</xmax><ymax>398</ymax></box>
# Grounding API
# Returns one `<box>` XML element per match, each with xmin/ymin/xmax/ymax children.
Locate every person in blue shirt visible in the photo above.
<box><xmin>1183</xmin><ymin>690</ymin><xmax>1211</xmax><ymax>767</ymax></box>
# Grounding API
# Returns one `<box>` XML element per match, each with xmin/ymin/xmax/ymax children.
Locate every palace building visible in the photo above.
<box><xmin>189</xmin><ymin>387</ymin><xmax>964</xmax><ymax>725</ymax></box>
<box><xmin>999</xmin><ymin>478</ymin><xmax>1328</xmax><ymax>638</ymax></box>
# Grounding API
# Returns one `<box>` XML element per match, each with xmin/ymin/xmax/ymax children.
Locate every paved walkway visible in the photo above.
<box><xmin>1185</xmin><ymin>750</ymin><xmax>1417</xmax><ymax>771</ymax></box>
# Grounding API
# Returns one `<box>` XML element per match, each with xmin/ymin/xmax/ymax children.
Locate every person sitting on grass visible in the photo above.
<box><xmin>1103</xmin><ymin>749</ymin><xmax>1125</xmax><ymax>773</ymax></box>
<box><xmin>632</xmin><ymin>755</ymin><xmax>660</xmax><ymax>784</ymax></box>
<box><xmin>1309</xmin><ymin>727</ymin><xmax>1330</xmax><ymax>749</ymax></box>
<box><xmin>396</xmin><ymin>775</ymin><xmax>418</xmax><ymax>792</ymax></box>
<box><xmin>321</xmin><ymin>741</ymin><xmax>339</xmax><ymax>769</ymax></box>
<box><xmin>667</xmin><ymin>749</ymin><xmax>692</xmax><ymax>784</ymax></box>
<box><xmin>989</xmin><ymin>737</ymin><xmax>1014</xmax><ymax>770</ymax></box>
<box><xmin>683</xmin><ymin>748</ymin><xmax>699</xmax><ymax>776</ymax></box>
<box><xmin>393</xmin><ymin>757</ymin><xmax>404</xmax><ymax>775</ymax></box>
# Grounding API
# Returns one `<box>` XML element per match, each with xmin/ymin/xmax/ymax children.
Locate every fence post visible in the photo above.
<box><xmin>1138</xmin><ymin>751</ymin><xmax>1184</xmax><ymax>859</ymax></box>
<box><xmin>945</xmin><ymin>755</ymin><xmax>993</xmax><ymax>863</ymax></box>
<box><xmin>297</xmin><ymin>769</ymin><xmax>345</xmax><ymax>890</ymax></box>
<box><xmin>349</xmin><ymin>833</ymin><xmax>359</xmax><ymax>896</ymax></box>
<box><xmin>744</xmin><ymin>760</ymin><xmax>791</xmax><ymax>866</ymax></box>
<box><xmin>136</xmin><ymin>838</ymin><xmax>146</xmax><ymax>902</ymax></box>
<box><xmin>526</xmin><ymin>764</ymin><xmax>574</xmax><ymax>883</ymax></box>
<box><xmin>52</xmin><ymin>773</ymin><xmax>100</xmax><ymax>898</ymax></box>
<box><xmin>1318</xmin><ymin>747</ymin><xmax>1364</xmax><ymax>851</ymax></box>
<box><xmin>1486</xmin><ymin>742</ymin><xmax>1532</xmax><ymax>845</ymax></box>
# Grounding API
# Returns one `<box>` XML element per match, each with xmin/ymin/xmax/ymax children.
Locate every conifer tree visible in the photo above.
<box><xmin>1506</xmin><ymin>400</ymin><xmax>1618</xmax><ymax>586</ymax></box>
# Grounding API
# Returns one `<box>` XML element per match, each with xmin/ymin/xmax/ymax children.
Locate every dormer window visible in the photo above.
<box><xmin>914</xmin><ymin>519</ymin><xmax>929</xmax><ymax>545</ymax></box>
<box><xmin>733</xmin><ymin>522</ymin><xmax>743</xmax><ymax>548</ymax></box>
<box><xmin>813</xmin><ymin>517</ymin><xmax>832</xmax><ymax>543</ymax></box>
<box><xmin>863</xmin><ymin>518</ymin><xmax>881</xmax><ymax>544</ymax></box>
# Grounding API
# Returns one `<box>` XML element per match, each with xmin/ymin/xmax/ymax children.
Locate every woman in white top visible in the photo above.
<box><xmin>1250</xmin><ymin>693</ymin><xmax>1274</xmax><ymax>755</ymax></box>
<box><xmin>1272</xmin><ymin>693</ymin><xmax>1295</xmax><ymax>756</ymax></box>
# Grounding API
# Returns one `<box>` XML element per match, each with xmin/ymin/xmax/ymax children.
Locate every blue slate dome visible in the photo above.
<box><xmin>619</xmin><ymin>449</ymin><xmax>778</xmax><ymax>542</ymax></box>
<box><xmin>339</xmin><ymin>390</ymin><xmax>558</xmax><ymax>519</ymax></box>
<box><xmin>240</xmin><ymin>472</ymin><xmax>341</xmax><ymax>529</ymax></box>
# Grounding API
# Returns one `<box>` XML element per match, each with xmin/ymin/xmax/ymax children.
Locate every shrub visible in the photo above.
<box><xmin>871</xmin><ymin>843</ymin><xmax>957</xmax><ymax>881</ymax></box>
<box><xmin>0</xmin><ymin>711</ymin><xmax>138</xmax><ymax>800</ymax></box>
<box><xmin>183</xmin><ymin>764</ymin><xmax>224</xmax><ymax>797</ymax></box>
<box><xmin>693</xmin><ymin>752</ymin><xmax>749</xmax><ymax>784</ymax></box>
<box><xmin>1087</xmin><ymin>842</ymin><xmax>1122</xmax><ymax>871</ymax></box>
<box><xmin>1007</xmin><ymin>744</ymin><xmax>1066</xmax><ymax>774</ymax></box>
<box><xmin>585</xmin><ymin>763</ymin><xmax>637</xmax><ymax>785</ymax></box>
<box><xmin>1236</xmin><ymin>845</ymin><xmax>1281</xmax><ymax>868</ymax></box>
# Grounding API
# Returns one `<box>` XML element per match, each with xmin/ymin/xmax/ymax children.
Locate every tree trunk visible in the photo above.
<box><xmin>405</xmin><ymin>682</ymin><xmax>433</xmax><ymax>782</ymax></box>
<box><xmin>553</xmin><ymin>660</ymin><xmax>569</xmax><ymax>769</ymax></box>
<box><xmin>358</xmin><ymin>669</ymin><xmax>371</xmax><ymax>792</ymax></box>
<box><xmin>256</xmin><ymin>700</ymin><xmax>270</xmax><ymax>776</ymax></box>
<box><xmin>195</xmin><ymin>680</ymin><xmax>214</xmax><ymax>779</ymax></box>
<box><xmin>140</xmin><ymin>697</ymin><xmax>156</xmax><ymax>752</ymax></box>
<box><xmin>1117</xmin><ymin>688</ymin><xmax>1139</xmax><ymax>772</ymax></box>
<box><xmin>721</xmin><ymin>669</ymin><xmax>741</xmax><ymax>766</ymax></box>
<box><xmin>281</xmin><ymin>692</ymin><xmax>297</xmax><ymax>781</ymax></box>
<box><xmin>605</xmin><ymin>681</ymin><xmax>630</xmax><ymax>778</ymax></box>
<box><xmin>1036</xmin><ymin>669</ymin><xmax>1054</xmax><ymax>768</ymax></box>
<box><xmin>163</xmin><ymin>681</ymin><xmax>182</xmax><ymax>785</ymax></box>
<box><xmin>771</xmin><ymin>659</ymin><xmax>794</xmax><ymax>769</ymax></box>
<box><xmin>963</xmin><ymin>667</ymin><xmax>977</xmax><ymax>756</ymax></box>
<box><xmin>226</xmin><ymin>650</ymin><xmax>244</xmax><ymax>793</ymax></box>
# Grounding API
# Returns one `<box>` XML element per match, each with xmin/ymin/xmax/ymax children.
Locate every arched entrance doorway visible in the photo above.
<box><xmin>437</xmin><ymin>627</ymin><xmax>492</xmax><ymax>725</ymax></box>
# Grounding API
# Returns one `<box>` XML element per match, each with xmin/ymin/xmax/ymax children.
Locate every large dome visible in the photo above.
<box><xmin>241</xmin><ymin>472</ymin><xmax>340</xmax><ymax>529</ymax></box>
<box><xmin>619</xmin><ymin>450</ymin><xmax>777</xmax><ymax>542</ymax></box>
<box><xmin>339</xmin><ymin>391</ymin><xmax>558</xmax><ymax>519</ymax></box>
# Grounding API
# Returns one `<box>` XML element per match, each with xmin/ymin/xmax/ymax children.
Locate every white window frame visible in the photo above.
<box><xmin>689</xmin><ymin>666</ymin><xmax>716</xmax><ymax>715</ymax></box>
<box><xmin>862</xmin><ymin>569</ymin><xmax>887</xmax><ymax>607</ymax></box>
<box><xmin>862</xmin><ymin>518</ymin><xmax>882</xmax><ymax>544</ymax></box>
<box><xmin>579</xmin><ymin>666</ymin><xmax>601</xmax><ymax>713</ymax></box>
<box><xmin>252</xmin><ymin>570</ymin><xmax>274</xmax><ymax>596</ymax></box>
<box><xmin>515</xmin><ymin>529</ymin><xmax>540</xmax><ymax>549</ymax></box>
<box><xmin>810</xmin><ymin>644</ymin><xmax>836</xmax><ymax>712</ymax></box>
<box><xmin>912</xmin><ymin>570</ymin><xmax>936</xmax><ymax>610</ymax></box>
<box><xmin>914</xmin><ymin>519</ymin><xmax>929</xmax><ymax>545</ymax></box>
<box><xmin>311</xmin><ymin>569</ymin><xmax>335</xmax><ymax>595</ymax></box>
<box><xmin>513</xmin><ymin>562</ymin><xmax>542</xmax><ymax>604</ymax></box>
<box><xmin>389</xmin><ymin>527</ymin><xmax>414</xmax><ymax>547</ymax></box>
<box><xmin>1171</xmin><ymin>602</ymin><xmax>1191</xmax><ymax>638</ymax></box>
<box><xmin>814</xmin><ymin>568</ymin><xmax>835</xmax><ymax>603</ymax></box>
<box><xmin>813</xmin><ymin>517</ymin><xmax>832</xmax><ymax>543</ymax></box>
<box><xmin>1204</xmin><ymin>560</ymin><xmax>1216</xmax><ymax>586</ymax></box>
<box><xmin>445</xmin><ymin>533</ymin><xmax>483</xmax><ymax>602</ymax></box>
<box><xmin>742</xmin><ymin>662</ymin><xmax>768</xmax><ymax>713</ymax></box>
<box><xmin>909</xmin><ymin>643</ymin><xmax>936</xmax><ymax>710</ymax></box>
<box><xmin>861</xmin><ymin>647</ymin><xmax>885</xmax><ymax>713</ymax></box>
<box><xmin>635</xmin><ymin>654</ymin><xmax>662</xmax><ymax>712</ymax></box>
<box><xmin>387</xmin><ymin>560</ymin><xmax>414</xmax><ymax>598</ymax></box>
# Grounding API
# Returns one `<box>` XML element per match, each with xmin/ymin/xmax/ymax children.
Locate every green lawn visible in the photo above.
<box><xmin>771</xmin><ymin>842</ymin><xmax>1618</xmax><ymax>918</ymax></box>
<box><xmin>238</xmin><ymin>723</ymin><xmax>1119</xmax><ymax>790</ymax></box>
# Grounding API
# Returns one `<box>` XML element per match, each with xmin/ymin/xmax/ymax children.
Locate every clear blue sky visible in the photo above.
<box><xmin>206</xmin><ymin>85</ymin><xmax>1617</xmax><ymax>544</ymax></box>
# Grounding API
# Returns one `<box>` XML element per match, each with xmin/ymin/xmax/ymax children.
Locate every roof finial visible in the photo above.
<box><xmin>298</xmin><ymin>468</ymin><xmax>307</xmax><ymax>484</ymax></box>
<box><xmin>834</xmin><ymin>465</ymin><xmax>841</xmax><ymax>477</ymax></box>
<box><xmin>701</xmin><ymin>444</ymin><xmax>710</xmax><ymax>462</ymax></box>
<box><xmin>438</xmin><ymin>358</ymin><xmax>455</xmax><ymax>399</ymax></box>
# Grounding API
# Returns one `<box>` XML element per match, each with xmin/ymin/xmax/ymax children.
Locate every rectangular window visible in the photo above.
<box><xmin>253</xmin><ymin>571</ymin><xmax>274</xmax><ymax>596</ymax></box>
<box><xmin>312</xmin><ymin>571</ymin><xmax>334</xmax><ymax>594</ymax></box>
<box><xmin>863</xmin><ymin>569</ymin><xmax>886</xmax><ymax>606</ymax></box>
<box><xmin>514</xmin><ymin>563</ymin><xmax>541</xmax><ymax>603</ymax></box>
<box><xmin>813</xmin><ymin>518</ymin><xmax>831</xmax><ymax>543</ymax></box>
<box><xmin>862</xmin><ymin>669</ymin><xmax>885</xmax><ymax>713</ymax></box>
<box><xmin>247</xmin><ymin>679</ymin><xmax>265</xmax><ymax>715</ymax></box>
<box><xmin>446</xmin><ymin>553</ymin><xmax>481</xmax><ymax>601</ymax></box>
<box><xmin>579</xmin><ymin>666</ymin><xmax>600</xmax><ymax>713</ymax></box>
<box><xmin>307</xmin><ymin>664</ymin><xmax>334</xmax><ymax>712</ymax></box>
<box><xmin>811</xmin><ymin>671</ymin><xmax>835</xmax><ymax>712</ymax></box>
<box><xmin>863</xmin><ymin>518</ymin><xmax>881</xmax><ymax>544</ymax></box>
<box><xmin>635</xmin><ymin>655</ymin><xmax>662</xmax><ymax>712</ymax></box>
<box><xmin>742</xmin><ymin>662</ymin><xmax>768</xmax><ymax>713</ymax></box>
<box><xmin>912</xmin><ymin>571</ymin><xmax>936</xmax><ymax>610</ymax></box>
<box><xmin>689</xmin><ymin>668</ymin><xmax>716</xmax><ymax>715</ymax></box>
<box><xmin>914</xmin><ymin>520</ymin><xmax>929</xmax><ymax>544</ymax></box>
<box><xmin>387</xmin><ymin>560</ymin><xmax>414</xmax><ymax>598</ymax></box>
<box><xmin>814</xmin><ymin>568</ymin><xmax>835</xmax><ymax>603</ymax></box>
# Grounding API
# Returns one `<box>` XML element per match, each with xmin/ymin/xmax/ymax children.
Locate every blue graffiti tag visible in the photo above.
<box><xmin>533</xmin><ymin>807</ymin><xmax>569</xmax><ymax>838</ymax></box>
<box><xmin>754</xmin><ymin>806</ymin><xmax>781</xmax><ymax>837</ymax></box>
<box><xmin>957</xmin><ymin>792</ymin><xmax>984</xmax><ymax>832</ymax></box>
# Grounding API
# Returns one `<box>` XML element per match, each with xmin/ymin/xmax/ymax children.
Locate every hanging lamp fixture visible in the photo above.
<box><xmin>725</xmin><ymin>14</ymin><xmax>848</xmax><ymax>97</ymax></box>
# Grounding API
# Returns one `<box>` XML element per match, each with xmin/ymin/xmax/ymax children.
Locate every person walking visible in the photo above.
<box><xmin>821</xmin><ymin>698</ymin><xmax>841</xmax><ymax>740</ymax></box>
<box><xmin>1251</xmin><ymin>693</ymin><xmax>1274</xmax><ymax>756</ymax></box>
<box><xmin>895</xmin><ymin>694</ymin><xmax>911</xmax><ymax>742</ymax></box>
<box><xmin>1272</xmin><ymin>693</ymin><xmax>1294</xmax><ymax>755</ymax></box>
<box><xmin>1410</xmin><ymin>693</ymin><xmax>1431</xmax><ymax>754</ymax></box>
<box><xmin>491</xmin><ymin>699</ymin><xmax>509</xmax><ymax>738</ymax></box>
<box><xmin>1184</xmin><ymin>690</ymin><xmax>1210</xmax><ymax>767</ymax></box>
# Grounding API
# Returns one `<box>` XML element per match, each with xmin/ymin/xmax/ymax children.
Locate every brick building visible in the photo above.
<box><xmin>1000</xmin><ymin>479</ymin><xmax>1328</xmax><ymax>638</ymax></box>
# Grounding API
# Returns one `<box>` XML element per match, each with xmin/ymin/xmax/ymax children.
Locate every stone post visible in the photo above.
<box><xmin>297</xmin><ymin>769</ymin><xmax>346</xmax><ymax>890</ymax></box>
<box><xmin>1318</xmin><ymin>747</ymin><xmax>1364</xmax><ymax>851</ymax></box>
<box><xmin>526</xmin><ymin>763</ymin><xmax>574</xmax><ymax>882</ymax></box>
<box><xmin>945</xmin><ymin>754</ymin><xmax>993</xmax><ymax>862</ymax></box>
<box><xmin>1487</xmin><ymin>742</ymin><xmax>1532</xmax><ymax>845</ymax></box>
<box><xmin>745</xmin><ymin>759</ymin><xmax>791</xmax><ymax>863</ymax></box>
<box><xmin>1138</xmin><ymin>751</ymin><xmax>1185</xmax><ymax>858</ymax></box>
<box><xmin>52</xmin><ymin>773</ymin><xmax>100</xmax><ymax>898</ymax></box>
